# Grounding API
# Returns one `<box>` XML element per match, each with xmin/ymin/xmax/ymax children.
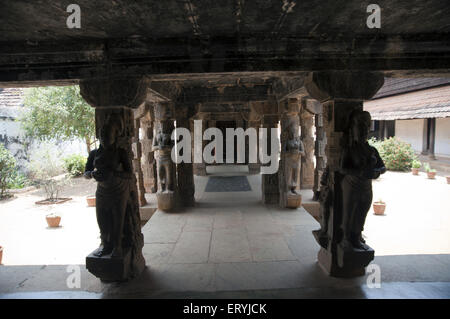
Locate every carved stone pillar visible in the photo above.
<box><xmin>132</xmin><ymin>119</ymin><xmax>147</xmax><ymax>207</ymax></box>
<box><xmin>248</xmin><ymin>120</ymin><xmax>261</xmax><ymax>174</ymax></box>
<box><xmin>79</xmin><ymin>76</ymin><xmax>146</xmax><ymax>282</ymax></box>
<box><xmin>300</xmin><ymin>101</ymin><xmax>315</xmax><ymax>189</ymax></box>
<box><xmin>305</xmin><ymin>71</ymin><xmax>384</xmax><ymax>277</ymax></box>
<box><xmin>278</xmin><ymin>98</ymin><xmax>304</xmax><ymax>208</ymax></box>
<box><xmin>261</xmin><ymin>114</ymin><xmax>279</xmax><ymax>204</ymax></box>
<box><xmin>140</xmin><ymin>111</ymin><xmax>157</xmax><ymax>193</ymax></box>
<box><xmin>193</xmin><ymin>117</ymin><xmax>207</xmax><ymax>176</ymax></box>
<box><xmin>153</xmin><ymin>102</ymin><xmax>177</xmax><ymax>211</ymax></box>
<box><xmin>176</xmin><ymin>116</ymin><xmax>195</xmax><ymax>207</ymax></box>
<box><xmin>313</xmin><ymin>108</ymin><xmax>327</xmax><ymax>200</ymax></box>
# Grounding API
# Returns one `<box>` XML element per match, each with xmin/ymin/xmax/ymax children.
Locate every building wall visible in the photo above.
<box><xmin>435</xmin><ymin>117</ymin><xmax>450</xmax><ymax>157</ymax></box>
<box><xmin>0</xmin><ymin>109</ymin><xmax>87</xmax><ymax>172</ymax></box>
<box><xmin>395</xmin><ymin>119</ymin><xmax>424</xmax><ymax>152</ymax></box>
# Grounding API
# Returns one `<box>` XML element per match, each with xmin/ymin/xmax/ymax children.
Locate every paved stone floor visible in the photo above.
<box><xmin>0</xmin><ymin>166</ymin><xmax>449</xmax><ymax>298</ymax></box>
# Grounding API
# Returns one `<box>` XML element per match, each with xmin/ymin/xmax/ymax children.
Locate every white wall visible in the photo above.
<box><xmin>435</xmin><ymin>117</ymin><xmax>450</xmax><ymax>157</ymax></box>
<box><xmin>0</xmin><ymin>114</ymin><xmax>87</xmax><ymax>172</ymax></box>
<box><xmin>395</xmin><ymin>119</ymin><xmax>424</xmax><ymax>152</ymax></box>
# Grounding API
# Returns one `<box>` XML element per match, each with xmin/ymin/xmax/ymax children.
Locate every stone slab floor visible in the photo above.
<box><xmin>0</xmin><ymin>166</ymin><xmax>450</xmax><ymax>298</ymax></box>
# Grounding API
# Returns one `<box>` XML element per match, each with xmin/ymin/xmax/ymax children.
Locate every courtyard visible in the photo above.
<box><xmin>0</xmin><ymin>167</ymin><xmax>449</xmax><ymax>298</ymax></box>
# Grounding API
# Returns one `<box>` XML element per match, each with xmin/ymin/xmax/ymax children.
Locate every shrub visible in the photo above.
<box><xmin>27</xmin><ymin>143</ymin><xmax>68</xmax><ymax>200</ymax></box>
<box><xmin>423</xmin><ymin>163</ymin><xmax>436</xmax><ymax>173</ymax></box>
<box><xmin>369</xmin><ymin>137</ymin><xmax>416</xmax><ymax>171</ymax></box>
<box><xmin>63</xmin><ymin>154</ymin><xmax>87</xmax><ymax>177</ymax></box>
<box><xmin>411</xmin><ymin>160</ymin><xmax>422</xmax><ymax>169</ymax></box>
<box><xmin>6</xmin><ymin>170</ymin><xmax>30</xmax><ymax>189</ymax></box>
<box><xmin>0</xmin><ymin>144</ymin><xmax>16</xmax><ymax>198</ymax></box>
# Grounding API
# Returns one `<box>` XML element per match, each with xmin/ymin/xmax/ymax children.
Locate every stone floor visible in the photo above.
<box><xmin>0</xmin><ymin>165</ymin><xmax>449</xmax><ymax>298</ymax></box>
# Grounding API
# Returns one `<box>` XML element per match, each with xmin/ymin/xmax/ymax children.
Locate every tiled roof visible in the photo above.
<box><xmin>364</xmin><ymin>85</ymin><xmax>450</xmax><ymax>120</ymax></box>
<box><xmin>0</xmin><ymin>88</ymin><xmax>25</xmax><ymax>119</ymax></box>
<box><xmin>373</xmin><ymin>78</ymin><xmax>450</xmax><ymax>99</ymax></box>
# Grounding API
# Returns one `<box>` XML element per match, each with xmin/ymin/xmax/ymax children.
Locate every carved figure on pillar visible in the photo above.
<box><xmin>153</xmin><ymin>129</ymin><xmax>174</xmax><ymax>193</ymax></box>
<box><xmin>283</xmin><ymin>126</ymin><xmax>305</xmax><ymax>195</ymax></box>
<box><xmin>339</xmin><ymin>110</ymin><xmax>386</xmax><ymax>251</ymax></box>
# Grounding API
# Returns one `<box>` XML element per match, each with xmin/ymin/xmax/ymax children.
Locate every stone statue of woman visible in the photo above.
<box><xmin>91</xmin><ymin>113</ymin><xmax>134</xmax><ymax>258</ymax></box>
<box><xmin>339</xmin><ymin>109</ymin><xmax>386</xmax><ymax>251</ymax></box>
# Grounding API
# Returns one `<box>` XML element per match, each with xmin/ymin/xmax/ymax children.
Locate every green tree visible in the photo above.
<box><xmin>19</xmin><ymin>86</ymin><xmax>95</xmax><ymax>153</ymax></box>
<box><xmin>0</xmin><ymin>144</ymin><xmax>16</xmax><ymax>198</ymax></box>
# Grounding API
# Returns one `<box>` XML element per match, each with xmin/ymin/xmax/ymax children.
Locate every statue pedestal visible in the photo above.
<box><xmin>156</xmin><ymin>191</ymin><xmax>175</xmax><ymax>211</ymax></box>
<box><xmin>86</xmin><ymin>247</ymin><xmax>145</xmax><ymax>282</ymax></box>
<box><xmin>286</xmin><ymin>192</ymin><xmax>302</xmax><ymax>208</ymax></box>
<box><xmin>317</xmin><ymin>246</ymin><xmax>374</xmax><ymax>278</ymax></box>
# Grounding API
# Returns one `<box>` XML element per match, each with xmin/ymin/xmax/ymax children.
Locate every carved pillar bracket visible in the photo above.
<box><xmin>153</xmin><ymin>102</ymin><xmax>177</xmax><ymax>211</ymax></box>
<box><xmin>277</xmin><ymin>98</ymin><xmax>303</xmax><ymax>209</ymax></box>
<box><xmin>79</xmin><ymin>76</ymin><xmax>146</xmax><ymax>282</ymax></box>
<box><xmin>305</xmin><ymin>71</ymin><xmax>385</xmax><ymax>278</ymax></box>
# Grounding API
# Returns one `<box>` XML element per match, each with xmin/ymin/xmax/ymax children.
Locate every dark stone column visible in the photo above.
<box><xmin>261</xmin><ymin>114</ymin><xmax>279</xmax><ymax>205</ymax></box>
<box><xmin>176</xmin><ymin>115</ymin><xmax>195</xmax><ymax>207</ymax></box>
<box><xmin>300</xmin><ymin>100</ymin><xmax>315</xmax><ymax>189</ymax></box>
<box><xmin>193</xmin><ymin>117</ymin><xmax>207</xmax><ymax>176</ymax></box>
<box><xmin>248</xmin><ymin>120</ymin><xmax>261</xmax><ymax>174</ymax></box>
<box><xmin>79</xmin><ymin>76</ymin><xmax>146</xmax><ymax>282</ymax></box>
<box><xmin>140</xmin><ymin>113</ymin><xmax>157</xmax><ymax>193</ymax></box>
<box><xmin>278</xmin><ymin>98</ymin><xmax>304</xmax><ymax>208</ymax></box>
<box><xmin>153</xmin><ymin>102</ymin><xmax>177</xmax><ymax>211</ymax></box>
<box><xmin>132</xmin><ymin>119</ymin><xmax>147</xmax><ymax>207</ymax></box>
<box><xmin>313</xmin><ymin>109</ymin><xmax>327</xmax><ymax>200</ymax></box>
<box><xmin>305</xmin><ymin>71</ymin><xmax>385</xmax><ymax>278</ymax></box>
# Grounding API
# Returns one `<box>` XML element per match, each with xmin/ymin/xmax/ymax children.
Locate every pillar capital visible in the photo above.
<box><xmin>304</xmin><ymin>71</ymin><xmax>384</xmax><ymax>102</ymax></box>
<box><xmin>80</xmin><ymin>76</ymin><xmax>148</xmax><ymax>108</ymax></box>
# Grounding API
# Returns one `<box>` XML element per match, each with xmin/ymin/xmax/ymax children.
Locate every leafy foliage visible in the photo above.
<box><xmin>0</xmin><ymin>144</ymin><xmax>16</xmax><ymax>198</ymax></box>
<box><xmin>6</xmin><ymin>170</ymin><xmax>30</xmax><ymax>189</ymax></box>
<box><xmin>63</xmin><ymin>154</ymin><xmax>87</xmax><ymax>177</ymax></box>
<box><xmin>19</xmin><ymin>86</ymin><xmax>95</xmax><ymax>153</ymax></box>
<box><xmin>369</xmin><ymin>137</ymin><xmax>416</xmax><ymax>171</ymax></box>
<box><xmin>411</xmin><ymin>160</ymin><xmax>422</xmax><ymax>169</ymax></box>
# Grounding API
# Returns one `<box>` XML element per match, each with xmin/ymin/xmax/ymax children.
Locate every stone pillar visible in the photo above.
<box><xmin>153</xmin><ymin>102</ymin><xmax>177</xmax><ymax>211</ymax></box>
<box><xmin>278</xmin><ymin>98</ymin><xmax>304</xmax><ymax>208</ymax></box>
<box><xmin>300</xmin><ymin>101</ymin><xmax>315</xmax><ymax>189</ymax></box>
<box><xmin>305</xmin><ymin>71</ymin><xmax>384</xmax><ymax>278</ymax></box>
<box><xmin>176</xmin><ymin>116</ymin><xmax>195</xmax><ymax>207</ymax></box>
<box><xmin>248</xmin><ymin>120</ymin><xmax>261</xmax><ymax>174</ymax></box>
<box><xmin>313</xmin><ymin>109</ymin><xmax>327</xmax><ymax>200</ymax></box>
<box><xmin>132</xmin><ymin>119</ymin><xmax>147</xmax><ymax>207</ymax></box>
<box><xmin>79</xmin><ymin>76</ymin><xmax>146</xmax><ymax>282</ymax></box>
<box><xmin>193</xmin><ymin>118</ymin><xmax>207</xmax><ymax>176</ymax></box>
<box><xmin>261</xmin><ymin>114</ymin><xmax>280</xmax><ymax>204</ymax></box>
<box><xmin>140</xmin><ymin>113</ymin><xmax>157</xmax><ymax>193</ymax></box>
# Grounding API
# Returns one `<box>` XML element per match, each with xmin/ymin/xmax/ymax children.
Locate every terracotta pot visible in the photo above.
<box><xmin>446</xmin><ymin>176</ymin><xmax>450</xmax><ymax>184</ymax></box>
<box><xmin>86</xmin><ymin>196</ymin><xmax>96</xmax><ymax>207</ymax></box>
<box><xmin>0</xmin><ymin>246</ymin><xmax>3</xmax><ymax>265</ymax></box>
<box><xmin>46</xmin><ymin>215</ymin><xmax>61</xmax><ymax>227</ymax></box>
<box><xmin>427</xmin><ymin>171</ymin><xmax>436</xmax><ymax>179</ymax></box>
<box><xmin>373</xmin><ymin>202</ymin><xmax>386</xmax><ymax>215</ymax></box>
<box><xmin>412</xmin><ymin>168</ymin><xmax>419</xmax><ymax>175</ymax></box>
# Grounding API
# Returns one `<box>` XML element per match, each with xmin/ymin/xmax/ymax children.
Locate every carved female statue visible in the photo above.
<box><xmin>339</xmin><ymin>109</ymin><xmax>386</xmax><ymax>251</ymax></box>
<box><xmin>283</xmin><ymin>127</ymin><xmax>305</xmax><ymax>193</ymax></box>
<box><xmin>90</xmin><ymin>114</ymin><xmax>134</xmax><ymax>258</ymax></box>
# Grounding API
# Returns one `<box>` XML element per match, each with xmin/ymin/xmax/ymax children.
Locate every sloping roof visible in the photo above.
<box><xmin>373</xmin><ymin>78</ymin><xmax>450</xmax><ymax>99</ymax></box>
<box><xmin>364</xmin><ymin>84</ymin><xmax>450</xmax><ymax>120</ymax></box>
<box><xmin>0</xmin><ymin>88</ymin><xmax>25</xmax><ymax>119</ymax></box>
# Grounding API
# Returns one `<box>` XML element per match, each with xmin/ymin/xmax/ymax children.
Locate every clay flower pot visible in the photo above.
<box><xmin>373</xmin><ymin>202</ymin><xmax>386</xmax><ymax>215</ymax></box>
<box><xmin>46</xmin><ymin>214</ymin><xmax>61</xmax><ymax>227</ymax></box>
<box><xmin>86</xmin><ymin>195</ymin><xmax>96</xmax><ymax>207</ymax></box>
<box><xmin>427</xmin><ymin>171</ymin><xmax>436</xmax><ymax>179</ymax></box>
<box><xmin>446</xmin><ymin>176</ymin><xmax>450</xmax><ymax>184</ymax></box>
<box><xmin>412</xmin><ymin>168</ymin><xmax>419</xmax><ymax>175</ymax></box>
<box><xmin>0</xmin><ymin>246</ymin><xmax>3</xmax><ymax>265</ymax></box>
